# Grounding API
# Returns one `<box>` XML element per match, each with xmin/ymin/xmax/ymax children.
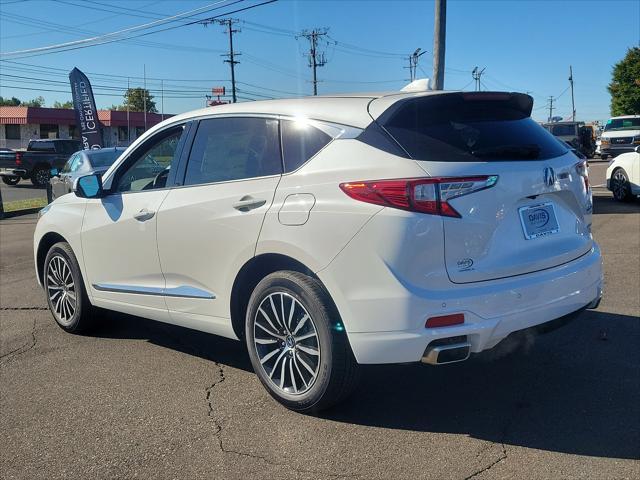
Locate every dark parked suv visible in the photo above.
<box><xmin>0</xmin><ymin>139</ymin><xmax>81</xmax><ymax>187</ymax></box>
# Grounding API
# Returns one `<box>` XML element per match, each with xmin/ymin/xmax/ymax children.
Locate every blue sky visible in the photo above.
<box><xmin>0</xmin><ymin>0</ymin><xmax>638</xmax><ymax>122</ymax></box>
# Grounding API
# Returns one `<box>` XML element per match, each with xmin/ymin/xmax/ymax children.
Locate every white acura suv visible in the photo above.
<box><xmin>34</xmin><ymin>90</ymin><xmax>603</xmax><ymax>411</ymax></box>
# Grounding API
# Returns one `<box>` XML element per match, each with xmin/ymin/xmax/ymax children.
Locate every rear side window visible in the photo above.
<box><xmin>382</xmin><ymin>94</ymin><xmax>567</xmax><ymax>162</ymax></box>
<box><xmin>281</xmin><ymin>119</ymin><xmax>331</xmax><ymax>172</ymax></box>
<box><xmin>184</xmin><ymin>117</ymin><xmax>281</xmax><ymax>186</ymax></box>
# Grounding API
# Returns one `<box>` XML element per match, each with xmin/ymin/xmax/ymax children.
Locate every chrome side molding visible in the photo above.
<box><xmin>92</xmin><ymin>283</ymin><xmax>215</xmax><ymax>299</ymax></box>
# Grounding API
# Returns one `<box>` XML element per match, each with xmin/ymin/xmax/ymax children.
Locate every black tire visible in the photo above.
<box><xmin>1</xmin><ymin>176</ymin><xmax>19</xmax><ymax>186</ymax></box>
<box><xmin>611</xmin><ymin>168</ymin><xmax>632</xmax><ymax>202</ymax></box>
<box><xmin>43</xmin><ymin>242</ymin><xmax>95</xmax><ymax>333</ymax></box>
<box><xmin>600</xmin><ymin>154</ymin><xmax>608</xmax><ymax>161</ymax></box>
<box><xmin>30</xmin><ymin>166</ymin><xmax>50</xmax><ymax>187</ymax></box>
<box><xmin>245</xmin><ymin>271</ymin><xmax>359</xmax><ymax>412</ymax></box>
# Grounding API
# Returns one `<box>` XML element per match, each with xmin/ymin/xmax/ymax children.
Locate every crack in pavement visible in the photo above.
<box><xmin>0</xmin><ymin>317</ymin><xmax>38</xmax><ymax>363</ymax></box>
<box><xmin>205</xmin><ymin>368</ymin><xmax>359</xmax><ymax>479</ymax></box>
<box><xmin>464</xmin><ymin>442</ymin><xmax>507</xmax><ymax>480</ymax></box>
<box><xmin>463</xmin><ymin>395</ymin><xmax>532</xmax><ymax>480</ymax></box>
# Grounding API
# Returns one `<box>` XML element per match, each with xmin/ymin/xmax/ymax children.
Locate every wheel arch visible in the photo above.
<box><xmin>36</xmin><ymin>231</ymin><xmax>68</xmax><ymax>285</ymax></box>
<box><xmin>230</xmin><ymin>253</ymin><xmax>340</xmax><ymax>340</ymax></box>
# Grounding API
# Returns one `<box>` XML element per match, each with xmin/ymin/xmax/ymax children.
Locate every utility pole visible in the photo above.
<box><xmin>202</xmin><ymin>18</ymin><xmax>240</xmax><ymax>103</ymax></box>
<box><xmin>161</xmin><ymin>79</ymin><xmax>164</xmax><ymax>121</ymax></box>
<box><xmin>406</xmin><ymin>48</ymin><xmax>426</xmax><ymax>82</ymax></box>
<box><xmin>126</xmin><ymin>77</ymin><xmax>130</xmax><ymax>144</ymax></box>
<box><xmin>300</xmin><ymin>28</ymin><xmax>328</xmax><ymax>95</ymax></box>
<box><xmin>472</xmin><ymin>66</ymin><xmax>486</xmax><ymax>91</ymax></box>
<box><xmin>548</xmin><ymin>96</ymin><xmax>555</xmax><ymax>122</ymax></box>
<box><xmin>432</xmin><ymin>0</ymin><xmax>447</xmax><ymax>90</ymax></box>
<box><xmin>569</xmin><ymin>65</ymin><xmax>576</xmax><ymax>121</ymax></box>
<box><xmin>143</xmin><ymin>64</ymin><xmax>147</xmax><ymax>131</ymax></box>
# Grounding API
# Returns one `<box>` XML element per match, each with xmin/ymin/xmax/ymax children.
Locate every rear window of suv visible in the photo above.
<box><xmin>381</xmin><ymin>93</ymin><xmax>567</xmax><ymax>162</ymax></box>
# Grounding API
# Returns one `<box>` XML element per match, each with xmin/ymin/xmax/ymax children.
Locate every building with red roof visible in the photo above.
<box><xmin>0</xmin><ymin>106</ymin><xmax>172</xmax><ymax>149</ymax></box>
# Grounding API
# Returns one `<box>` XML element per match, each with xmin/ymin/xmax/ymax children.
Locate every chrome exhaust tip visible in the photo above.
<box><xmin>421</xmin><ymin>342</ymin><xmax>471</xmax><ymax>365</ymax></box>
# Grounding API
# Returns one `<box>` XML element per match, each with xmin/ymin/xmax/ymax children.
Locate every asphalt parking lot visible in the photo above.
<box><xmin>1</xmin><ymin>162</ymin><xmax>638</xmax><ymax>479</ymax></box>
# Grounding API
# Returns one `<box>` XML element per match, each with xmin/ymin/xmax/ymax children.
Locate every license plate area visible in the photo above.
<box><xmin>518</xmin><ymin>202</ymin><xmax>559</xmax><ymax>240</ymax></box>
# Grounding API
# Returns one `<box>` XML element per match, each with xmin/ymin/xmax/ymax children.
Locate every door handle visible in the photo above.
<box><xmin>233</xmin><ymin>196</ymin><xmax>266</xmax><ymax>211</ymax></box>
<box><xmin>133</xmin><ymin>208</ymin><xmax>155</xmax><ymax>222</ymax></box>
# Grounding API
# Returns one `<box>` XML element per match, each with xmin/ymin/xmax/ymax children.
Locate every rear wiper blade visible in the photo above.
<box><xmin>472</xmin><ymin>144</ymin><xmax>540</xmax><ymax>159</ymax></box>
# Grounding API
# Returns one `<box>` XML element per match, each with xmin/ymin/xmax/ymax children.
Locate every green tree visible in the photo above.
<box><xmin>53</xmin><ymin>100</ymin><xmax>73</xmax><ymax>109</ymax></box>
<box><xmin>0</xmin><ymin>96</ymin><xmax>21</xmax><ymax>106</ymax></box>
<box><xmin>608</xmin><ymin>47</ymin><xmax>640</xmax><ymax>116</ymax></box>
<box><xmin>122</xmin><ymin>88</ymin><xmax>157</xmax><ymax>113</ymax></box>
<box><xmin>21</xmin><ymin>96</ymin><xmax>45</xmax><ymax>107</ymax></box>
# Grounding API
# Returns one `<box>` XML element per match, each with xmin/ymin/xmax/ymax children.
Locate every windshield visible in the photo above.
<box><xmin>604</xmin><ymin>117</ymin><xmax>640</xmax><ymax>132</ymax></box>
<box><xmin>88</xmin><ymin>150</ymin><xmax>123</xmax><ymax>168</ymax></box>
<box><xmin>382</xmin><ymin>95</ymin><xmax>567</xmax><ymax>161</ymax></box>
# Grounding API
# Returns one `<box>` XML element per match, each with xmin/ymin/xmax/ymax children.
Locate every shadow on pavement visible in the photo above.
<box><xmin>326</xmin><ymin>309</ymin><xmax>640</xmax><ymax>460</ymax></box>
<box><xmin>90</xmin><ymin>310</ymin><xmax>253</xmax><ymax>372</ymax></box>
<box><xmin>593</xmin><ymin>192</ymin><xmax>640</xmax><ymax>214</ymax></box>
<box><xmin>89</xmin><ymin>308</ymin><xmax>639</xmax><ymax>460</ymax></box>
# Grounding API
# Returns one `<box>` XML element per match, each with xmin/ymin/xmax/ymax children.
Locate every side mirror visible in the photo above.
<box><xmin>49</xmin><ymin>168</ymin><xmax>59</xmax><ymax>177</ymax></box>
<box><xmin>74</xmin><ymin>174</ymin><xmax>104</xmax><ymax>199</ymax></box>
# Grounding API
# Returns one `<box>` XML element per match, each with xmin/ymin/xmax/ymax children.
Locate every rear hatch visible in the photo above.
<box><xmin>375</xmin><ymin>91</ymin><xmax>593</xmax><ymax>283</ymax></box>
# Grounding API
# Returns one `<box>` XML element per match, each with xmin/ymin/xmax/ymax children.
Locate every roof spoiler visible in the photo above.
<box><xmin>401</xmin><ymin>78</ymin><xmax>431</xmax><ymax>92</ymax></box>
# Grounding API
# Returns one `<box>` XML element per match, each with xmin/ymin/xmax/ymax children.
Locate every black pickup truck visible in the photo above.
<box><xmin>0</xmin><ymin>139</ymin><xmax>81</xmax><ymax>187</ymax></box>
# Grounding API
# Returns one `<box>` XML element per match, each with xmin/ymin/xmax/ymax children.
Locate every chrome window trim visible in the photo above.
<box><xmin>93</xmin><ymin>283</ymin><xmax>216</xmax><ymax>299</ymax></box>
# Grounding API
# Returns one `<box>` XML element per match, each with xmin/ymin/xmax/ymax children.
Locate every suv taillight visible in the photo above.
<box><xmin>15</xmin><ymin>152</ymin><xmax>22</xmax><ymax>165</ymax></box>
<box><xmin>339</xmin><ymin>176</ymin><xmax>498</xmax><ymax>218</ymax></box>
<box><xmin>575</xmin><ymin>160</ymin><xmax>589</xmax><ymax>191</ymax></box>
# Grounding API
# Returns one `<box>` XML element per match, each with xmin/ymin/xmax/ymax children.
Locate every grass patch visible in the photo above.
<box><xmin>2</xmin><ymin>197</ymin><xmax>47</xmax><ymax>213</ymax></box>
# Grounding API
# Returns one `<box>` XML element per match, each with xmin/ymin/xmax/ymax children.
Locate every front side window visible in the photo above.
<box><xmin>184</xmin><ymin>117</ymin><xmax>281</xmax><ymax>186</ymax></box>
<box><xmin>281</xmin><ymin>119</ymin><xmax>332</xmax><ymax>172</ymax></box>
<box><xmin>115</xmin><ymin>125</ymin><xmax>185</xmax><ymax>193</ymax></box>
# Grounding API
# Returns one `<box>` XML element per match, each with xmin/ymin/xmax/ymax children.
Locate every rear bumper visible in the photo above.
<box><xmin>321</xmin><ymin>243</ymin><xmax>603</xmax><ymax>365</ymax></box>
<box><xmin>0</xmin><ymin>168</ymin><xmax>27</xmax><ymax>177</ymax></box>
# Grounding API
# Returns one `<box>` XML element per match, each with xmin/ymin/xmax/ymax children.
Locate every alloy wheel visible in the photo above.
<box><xmin>612</xmin><ymin>170</ymin><xmax>628</xmax><ymax>200</ymax></box>
<box><xmin>46</xmin><ymin>255</ymin><xmax>77</xmax><ymax>326</ymax></box>
<box><xmin>35</xmin><ymin>169</ymin><xmax>49</xmax><ymax>187</ymax></box>
<box><xmin>252</xmin><ymin>292</ymin><xmax>320</xmax><ymax>395</ymax></box>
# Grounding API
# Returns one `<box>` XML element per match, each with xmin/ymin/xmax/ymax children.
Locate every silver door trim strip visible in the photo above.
<box><xmin>92</xmin><ymin>283</ymin><xmax>216</xmax><ymax>299</ymax></box>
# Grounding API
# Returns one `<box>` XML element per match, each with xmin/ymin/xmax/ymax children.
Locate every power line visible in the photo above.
<box><xmin>0</xmin><ymin>0</ymin><xmax>277</xmax><ymax>60</ymax></box>
<box><xmin>0</xmin><ymin>1</ymin><xmax>235</xmax><ymax>57</ymax></box>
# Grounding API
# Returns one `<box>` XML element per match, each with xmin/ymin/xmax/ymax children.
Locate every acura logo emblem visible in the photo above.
<box><xmin>544</xmin><ymin>167</ymin><xmax>556</xmax><ymax>187</ymax></box>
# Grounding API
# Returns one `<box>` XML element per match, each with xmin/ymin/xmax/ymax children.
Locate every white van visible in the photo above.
<box><xmin>600</xmin><ymin>115</ymin><xmax>640</xmax><ymax>160</ymax></box>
